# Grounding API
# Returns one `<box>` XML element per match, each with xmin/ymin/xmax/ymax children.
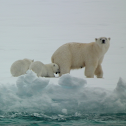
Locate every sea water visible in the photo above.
<box><xmin>0</xmin><ymin>71</ymin><xmax>126</xmax><ymax>125</ymax></box>
<box><xmin>1</xmin><ymin>113</ymin><xmax>126</xmax><ymax>126</ymax></box>
<box><xmin>1</xmin><ymin>112</ymin><xmax>126</xmax><ymax>126</ymax></box>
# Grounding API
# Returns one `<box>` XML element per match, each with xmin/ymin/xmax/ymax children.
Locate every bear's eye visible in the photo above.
<box><xmin>53</xmin><ymin>64</ymin><xmax>55</xmax><ymax>67</ymax></box>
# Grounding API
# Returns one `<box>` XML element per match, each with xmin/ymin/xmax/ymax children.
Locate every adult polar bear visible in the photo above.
<box><xmin>51</xmin><ymin>37</ymin><xmax>110</xmax><ymax>78</ymax></box>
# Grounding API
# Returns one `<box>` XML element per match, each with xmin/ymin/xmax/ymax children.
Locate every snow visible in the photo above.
<box><xmin>0</xmin><ymin>0</ymin><xmax>126</xmax><ymax>114</ymax></box>
<box><xmin>0</xmin><ymin>70</ymin><xmax>126</xmax><ymax>114</ymax></box>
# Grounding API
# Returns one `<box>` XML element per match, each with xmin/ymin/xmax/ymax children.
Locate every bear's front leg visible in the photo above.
<box><xmin>85</xmin><ymin>66</ymin><xmax>96</xmax><ymax>78</ymax></box>
<box><xmin>95</xmin><ymin>64</ymin><xmax>103</xmax><ymax>78</ymax></box>
<box><xmin>84</xmin><ymin>60</ymin><xmax>98</xmax><ymax>78</ymax></box>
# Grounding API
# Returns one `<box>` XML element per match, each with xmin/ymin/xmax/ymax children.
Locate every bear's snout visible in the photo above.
<box><xmin>56</xmin><ymin>72</ymin><xmax>60</xmax><ymax>74</ymax></box>
<box><xmin>56</xmin><ymin>68</ymin><xmax>60</xmax><ymax>74</ymax></box>
<box><xmin>102</xmin><ymin>40</ymin><xmax>105</xmax><ymax>44</ymax></box>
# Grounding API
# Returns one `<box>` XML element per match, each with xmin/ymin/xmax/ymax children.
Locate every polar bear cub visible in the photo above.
<box><xmin>10</xmin><ymin>58</ymin><xmax>34</xmax><ymax>77</ymax></box>
<box><xmin>51</xmin><ymin>37</ymin><xmax>110</xmax><ymax>78</ymax></box>
<box><xmin>29</xmin><ymin>61</ymin><xmax>60</xmax><ymax>77</ymax></box>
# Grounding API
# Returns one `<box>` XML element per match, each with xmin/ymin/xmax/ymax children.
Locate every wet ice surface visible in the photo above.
<box><xmin>0</xmin><ymin>70</ymin><xmax>126</xmax><ymax>115</ymax></box>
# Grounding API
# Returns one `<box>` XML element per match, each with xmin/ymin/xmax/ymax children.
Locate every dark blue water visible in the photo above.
<box><xmin>0</xmin><ymin>112</ymin><xmax>126</xmax><ymax>126</ymax></box>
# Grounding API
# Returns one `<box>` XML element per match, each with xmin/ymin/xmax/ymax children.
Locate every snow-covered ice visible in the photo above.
<box><xmin>0</xmin><ymin>70</ymin><xmax>126</xmax><ymax>114</ymax></box>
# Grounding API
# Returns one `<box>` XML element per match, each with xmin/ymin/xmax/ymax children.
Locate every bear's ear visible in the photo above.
<box><xmin>32</xmin><ymin>59</ymin><xmax>34</xmax><ymax>62</ymax></box>
<box><xmin>108</xmin><ymin>37</ymin><xmax>111</xmax><ymax>40</ymax></box>
<box><xmin>95</xmin><ymin>38</ymin><xmax>98</xmax><ymax>41</ymax></box>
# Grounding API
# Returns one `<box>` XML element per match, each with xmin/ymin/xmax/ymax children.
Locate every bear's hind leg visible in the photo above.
<box><xmin>95</xmin><ymin>64</ymin><xmax>103</xmax><ymax>78</ymax></box>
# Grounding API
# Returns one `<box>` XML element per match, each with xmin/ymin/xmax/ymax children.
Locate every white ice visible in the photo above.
<box><xmin>0</xmin><ymin>0</ymin><xmax>126</xmax><ymax>114</ymax></box>
<box><xmin>0</xmin><ymin>70</ymin><xmax>126</xmax><ymax>114</ymax></box>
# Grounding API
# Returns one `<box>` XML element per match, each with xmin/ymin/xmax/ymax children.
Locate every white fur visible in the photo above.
<box><xmin>29</xmin><ymin>61</ymin><xmax>60</xmax><ymax>77</ymax></box>
<box><xmin>51</xmin><ymin>37</ymin><xmax>110</xmax><ymax>78</ymax></box>
<box><xmin>10</xmin><ymin>58</ymin><xmax>34</xmax><ymax>77</ymax></box>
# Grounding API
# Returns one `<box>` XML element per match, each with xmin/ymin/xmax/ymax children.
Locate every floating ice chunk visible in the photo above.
<box><xmin>24</xmin><ymin>70</ymin><xmax>37</xmax><ymax>83</ymax></box>
<box><xmin>58</xmin><ymin>74</ymin><xmax>87</xmax><ymax>89</ymax></box>
<box><xmin>31</xmin><ymin>77</ymin><xmax>49</xmax><ymax>91</ymax></box>
<box><xmin>112</xmin><ymin>77</ymin><xmax>126</xmax><ymax>101</ymax></box>
<box><xmin>101</xmin><ymin>78</ymin><xmax>126</xmax><ymax>113</ymax></box>
<box><xmin>114</xmin><ymin>77</ymin><xmax>126</xmax><ymax>94</ymax></box>
<box><xmin>62</xmin><ymin>109</ymin><xmax>67</xmax><ymax>114</ymax></box>
<box><xmin>0</xmin><ymin>73</ymin><xmax>126</xmax><ymax>114</ymax></box>
<box><xmin>16</xmin><ymin>70</ymin><xmax>49</xmax><ymax>97</ymax></box>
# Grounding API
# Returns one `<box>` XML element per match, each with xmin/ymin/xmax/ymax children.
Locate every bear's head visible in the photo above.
<box><xmin>51</xmin><ymin>63</ymin><xmax>60</xmax><ymax>74</ymax></box>
<box><xmin>95</xmin><ymin>37</ymin><xmax>110</xmax><ymax>50</ymax></box>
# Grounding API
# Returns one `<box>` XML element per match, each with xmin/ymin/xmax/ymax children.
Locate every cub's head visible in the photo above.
<box><xmin>51</xmin><ymin>63</ymin><xmax>60</xmax><ymax>74</ymax></box>
<box><xmin>95</xmin><ymin>37</ymin><xmax>110</xmax><ymax>49</ymax></box>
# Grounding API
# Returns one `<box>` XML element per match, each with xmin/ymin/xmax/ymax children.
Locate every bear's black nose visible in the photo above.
<box><xmin>102</xmin><ymin>40</ymin><xmax>105</xmax><ymax>44</ymax></box>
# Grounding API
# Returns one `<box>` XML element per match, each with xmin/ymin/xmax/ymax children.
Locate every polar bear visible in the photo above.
<box><xmin>10</xmin><ymin>58</ymin><xmax>34</xmax><ymax>77</ymax></box>
<box><xmin>51</xmin><ymin>37</ymin><xmax>110</xmax><ymax>78</ymax></box>
<box><xmin>29</xmin><ymin>61</ymin><xmax>60</xmax><ymax>77</ymax></box>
